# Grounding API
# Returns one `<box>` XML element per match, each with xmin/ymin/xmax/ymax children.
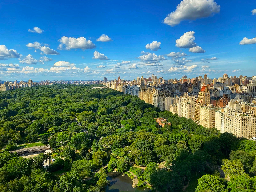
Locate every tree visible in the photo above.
<box><xmin>222</xmin><ymin>159</ymin><xmax>245</xmax><ymax>180</ymax></box>
<box><xmin>196</xmin><ymin>175</ymin><xmax>226</xmax><ymax>192</ymax></box>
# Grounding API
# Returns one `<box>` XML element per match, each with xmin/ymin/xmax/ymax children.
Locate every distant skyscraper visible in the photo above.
<box><xmin>103</xmin><ymin>77</ymin><xmax>107</xmax><ymax>83</ymax></box>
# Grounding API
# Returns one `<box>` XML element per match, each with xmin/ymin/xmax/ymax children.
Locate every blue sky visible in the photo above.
<box><xmin>0</xmin><ymin>0</ymin><xmax>255</xmax><ymax>81</ymax></box>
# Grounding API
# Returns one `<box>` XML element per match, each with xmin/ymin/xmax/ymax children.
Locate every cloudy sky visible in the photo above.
<box><xmin>0</xmin><ymin>0</ymin><xmax>255</xmax><ymax>81</ymax></box>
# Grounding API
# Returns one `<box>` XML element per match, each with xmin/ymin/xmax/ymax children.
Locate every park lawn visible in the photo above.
<box><xmin>19</xmin><ymin>142</ymin><xmax>45</xmax><ymax>149</ymax></box>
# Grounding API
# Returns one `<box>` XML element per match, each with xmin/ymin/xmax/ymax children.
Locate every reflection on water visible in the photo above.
<box><xmin>106</xmin><ymin>173</ymin><xmax>150</xmax><ymax>192</ymax></box>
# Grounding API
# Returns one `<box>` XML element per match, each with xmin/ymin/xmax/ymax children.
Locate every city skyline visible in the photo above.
<box><xmin>0</xmin><ymin>0</ymin><xmax>256</xmax><ymax>81</ymax></box>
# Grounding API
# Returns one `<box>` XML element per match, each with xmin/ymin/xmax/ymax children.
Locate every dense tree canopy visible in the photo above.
<box><xmin>0</xmin><ymin>84</ymin><xmax>255</xmax><ymax>191</ymax></box>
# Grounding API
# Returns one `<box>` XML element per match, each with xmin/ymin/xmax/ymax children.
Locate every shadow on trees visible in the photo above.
<box><xmin>150</xmin><ymin>132</ymin><xmax>240</xmax><ymax>192</ymax></box>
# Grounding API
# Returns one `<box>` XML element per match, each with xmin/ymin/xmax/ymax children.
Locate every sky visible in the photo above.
<box><xmin>0</xmin><ymin>0</ymin><xmax>255</xmax><ymax>81</ymax></box>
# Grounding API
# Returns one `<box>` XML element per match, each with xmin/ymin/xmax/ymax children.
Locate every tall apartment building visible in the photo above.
<box><xmin>215</xmin><ymin>100</ymin><xmax>256</xmax><ymax>139</ymax></box>
<box><xmin>169</xmin><ymin>93</ymin><xmax>197</xmax><ymax>120</ymax></box>
<box><xmin>200</xmin><ymin>104</ymin><xmax>216</xmax><ymax>128</ymax></box>
<box><xmin>194</xmin><ymin>86</ymin><xmax>211</xmax><ymax>123</ymax></box>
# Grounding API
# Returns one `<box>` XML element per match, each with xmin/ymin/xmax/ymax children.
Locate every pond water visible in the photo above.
<box><xmin>106</xmin><ymin>173</ymin><xmax>150</xmax><ymax>192</ymax></box>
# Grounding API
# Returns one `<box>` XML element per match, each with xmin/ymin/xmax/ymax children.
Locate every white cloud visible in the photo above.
<box><xmin>40</xmin><ymin>46</ymin><xmax>59</xmax><ymax>55</ymax></box>
<box><xmin>252</xmin><ymin>9</ymin><xmax>256</xmax><ymax>15</ymax></box>
<box><xmin>145</xmin><ymin>63</ymin><xmax>158</xmax><ymax>66</ymax></box>
<box><xmin>97</xmin><ymin>65</ymin><xmax>106</xmax><ymax>68</ymax></box>
<box><xmin>138</xmin><ymin>53</ymin><xmax>165</xmax><ymax>63</ymax></box>
<box><xmin>146</xmin><ymin>41</ymin><xmax>161</xmax><ymax>51</ymax></box>
<box><xmin>26</xmin><ymin>42</ymin><xmax>41</xmax><ymax>49</ymax></box>
<box><xmin>176</xmin><ymin>31</ymin><xmax>197</xmax><ymax>48</ymax></box>
<box><xmin>167</xmin><ymin>52</ymin><xmax>187</xmax><ymax>57</ymax></box>
<box><xmin>0</xmin><ymin>45</ymin><xmax>21</xmax><ymax>60</ymax></box>
<box><xmin>185</xmin><ymin>65</ymin><xmax>197</xmax><ymax>72</ymax></box>
<box><xmin>106</xmin><ymin>68</ymin><xmax>114</xmax><ymax>72</ymax></box>
<box><xmin>129</xmin><ymin>64</ymin><xmax>137</xmax><ymax>69</ymax></box>
<box><xmin>189</xmin><ymin>46</ymin><xmax>205</xmax><ymax>53</ymax></box>
<box><xmin>93</xmin><ymin>51</ymin><xmax>109</xmax><ymax>60</ymax></box>
<box><xmin>53</xmin><ymin>61</ymin><xmax>74</xmax><ymax>67</ymax></box>
<box><xmin>232</xmin><ymin>69</ymin><xmax>241</xmax><ymax>73</ymax></box>
<box><xmin>168</xmin><ymin>66</ymin><xmax>179</xmax><ymax>72</ymax></box>
<box><xmin>201</xmin><ymin>65</ymin><xmax>210</xmax><ymax>71</ymax></box>
<box><xmin>141</xmin><ymin>51</ymin><xmax>150</xmax><ymax>55</ymax></box>
<box><xmin>167</xmin><ymin>52</ymin><xmax>178</xmax><ymax>57</ymax></box>
<box><xmin>164</xmin><ymin>0</ymin><xmax>220</xmax><ymax>26</ymax></box>
<box><xmin>27</xmin><ymin>42</ymin><xmax>59</xmax><ymax>55</ymax></box>
<box><xmin>115</xmin><ymin>63</ymin><xmax>121</xmax><ymax>68</ymax></box>
<box><xmin>21</xmin><ymin>66</ymin><xmax>36</xmax><ymax>73</ymax></box>
<box><xmin>39</xmin><ymin>56</ymin><xmax>52</xmax><ymax>64</ymax></box>
<box><xmin>19</xmin><ymin>54</ymin><xmax>37</xmax><ymax>64</ymax></box>
<box><xmin>240</xmin><ymin>37</ymin><xmax>256</xmax><ymax>45</ymax></box>
<box><xmin>121</xmin><ymin>61</ymin><xmax>131</xmax><ymax>64</ymax></box>
<box><xmin>84</xmin><ymin>66</ymin><xmax>90</xmax><ymax>73</ymax></box>
<box><xmin>97</xmin><ymin>34</ymin><xmax>112</xmax><ymax>42</ymax></box>
<box><xmin>209</xmin><ymin>57</ymin><xmax>217</xmax><ymax>60</ymax></box>
<box><xmin>173</xmin><ymin>57</ymin><xmax>191</xmax><ymax>65</ymax></box>
<box><xmin>50</xmin><ymin>61</ymin><xmax>78</xmax><ymax>73</ymax></box>
<box><xmin>168</xmin><ymin>65</ymin><xmax>197</xmax><ymax>72</ymax></box>
<box><xmin>58</xmin><ymin>36</ymin><xmax>96</xmax><ymax>50</ymax></box>
<box><xmin>0</xmin><ymin>63</ymin><xmax>20</xmax><ymax>73</ymax></box>
<box><xmin>28</xmin><ymin>27</ymin><xmax>44</xmax><ymax>34</ymax></box>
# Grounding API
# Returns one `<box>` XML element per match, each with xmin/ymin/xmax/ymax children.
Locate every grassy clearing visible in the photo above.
<box><xmin>18</xmin><ymin>142</ymin><xmax>45</xmax><ymax>149</ymax></box>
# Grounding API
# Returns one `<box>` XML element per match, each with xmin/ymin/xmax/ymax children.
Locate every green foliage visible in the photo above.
<box><xmin>0</xmin><ymin>157</ymin><xmax>32</xmax><ymax>183</ymax></box>
<box><xmin>196</xmin><ymin>175</ymin><xmax>226</xmax><ymax>192</ymax></box>
<box><xmin>222</xmin><ymin>159</ymin><xmax>245</xmax><ymax>179</ymax></box>
<box><xmin>1</xmin><ymin>84</ymin><xmax>256</xmax><ymax>191</ymax></box>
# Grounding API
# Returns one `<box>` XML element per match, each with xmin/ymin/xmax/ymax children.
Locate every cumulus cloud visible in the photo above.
<box><xmin>232</xmin><ymin>69</ymin><xmax>241</xmax><ymax>73</ymax></box>
<box><xmin>28</xmin><ymin>27</ymin><xmax>44</xmax><ymax>34</ymax></box>
<box><xmin>26</xmin><ymin>42</ymin><xmax>41</xmax><ymax>49</ymax></box>
<box><xmin>209</xmin><ymin>57</ymin><xmax>217</xmax><ymax>60</ymax></box>
<box><xmin>0</xmin><ymin>45</ymin><xmax>21</xmax><ymax>60</ymax></box>
<box><xmin>58</xmin><ymin>36</ymin><xmax>96</xmax><ymax>50</ymax></box>
<box><xmin>115</xmin><ymin>63</ymin><xmax>121</xmax><ymax>68</ymax></box>
<box><xmin>185</xmin><ymin>65</ymin><xmax>198</xmax><ymax>72</ymax></box>
<box><xmin>39</xmin><ymin>56</ymin><xmax>52</xmax><ymax>64</ymax></box>
<box><xmin>97</xmin><ymin>65</ymin><xmax>106</xmax><ymax>68</ymax></box>
<box><xmin>164</xmin><ymin>0</ymin><xmax>220</xmax><ymax>26</ymax></box>
<box><xmin>53</xmin><ymin>61</ymin><xmax>74</xmax><ymax>67</ymax></box>
<box><xmin>84</xmin><ymin>66</ymin><xmax>90</xmax><ymax>73</ymax></box>
<box><xmin>27</xmin><ymin>42</ymin><xmax>59</xmax><ymax>55</ymax></box>
<box><xmin>106</xmin><ymin>68</ymin><xmax>114</xmax><ymax>72</ymax></box>
<box><xmin>167</xmin><ymin>52</ymin><xmax>187</xmax><ymax>57</ymax></box>
<box><xmin>141</xmin><ymin>51</ymin><xmax>150</xmax><ymax>55</ymax></box>
<box><xmin>176</xmin><ymin>31</ymin><xmax>197</xmax><ymax>48</ymax></box>
<box><xmin>50</xmin><ymin>61</ymin><xmax>79</xmax><ymax>73</ymax></box>
<box><xmin>0</xmin><ymin>64</ymin><xmax>20</xmax><ymax>73</ymax></box>
<box><xmin>138</xmin><ymin>53</ymin><xmax>165</xmax><ymax>64</ymax></box>
<box><xmin>168</xmin><ymin>65</ymin><xmax>197</xmax><ymax>72</ymax></box>
<box><xmin>240</xmin><ymin>37</ymin><xmax>256</xmax><ymax>45</ymax></box>
<box><xmin>201</xmin><ymin>65</ymin><xmax>210</xmax><ymax>71</ymax></box>
<box><xmin>19</xmin><ymin>54</ymin><xmax>38</xmax><ymax>64</ymax></box>
<box><xmin>146</xmin><ymin>41</ymin><xmax>161</xmax><ymax>51</ymax></box>
<box><xmin>97</xmin><ymin>34</ymin><xmax>112</xmax><ymax>42</ymax></box>
<box><xmin>173</xmin><ymin>57</ymin><xmax>191</xmax><ymax>65</ymax></box>
<box><xmin>40</xmin><ymin>46</ymin><xmax>59</xmax><ymax>55</ymax></box>
<box><xmin>93</xmin><ymin>51</ymin><xmax>109</xmax><ymax>60</ymax></box>
<box><xmin>129</xmin><ymin>64</ymin><xmax>137</xmax><ymax>69</ymax></box>
<box><xmin>189</xmin><ymin>46</ymin><xmax>205</xmax><ymax>53</ymax></box>
<box><xmin>121</xmin><ymin>61</ymin><xmax>131</xmax><ymax>64</ymax></box>
<box><xmin>252</xmin><ymin>9</ymin><xmax>256</xmax><ymax>15</ymax></box>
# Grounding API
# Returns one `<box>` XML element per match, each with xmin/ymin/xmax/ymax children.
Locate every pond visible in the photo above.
<box><xmin>106</xmin><ymin>173</ymin><xmax>150</xmax><ymax>192</ymax></box>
